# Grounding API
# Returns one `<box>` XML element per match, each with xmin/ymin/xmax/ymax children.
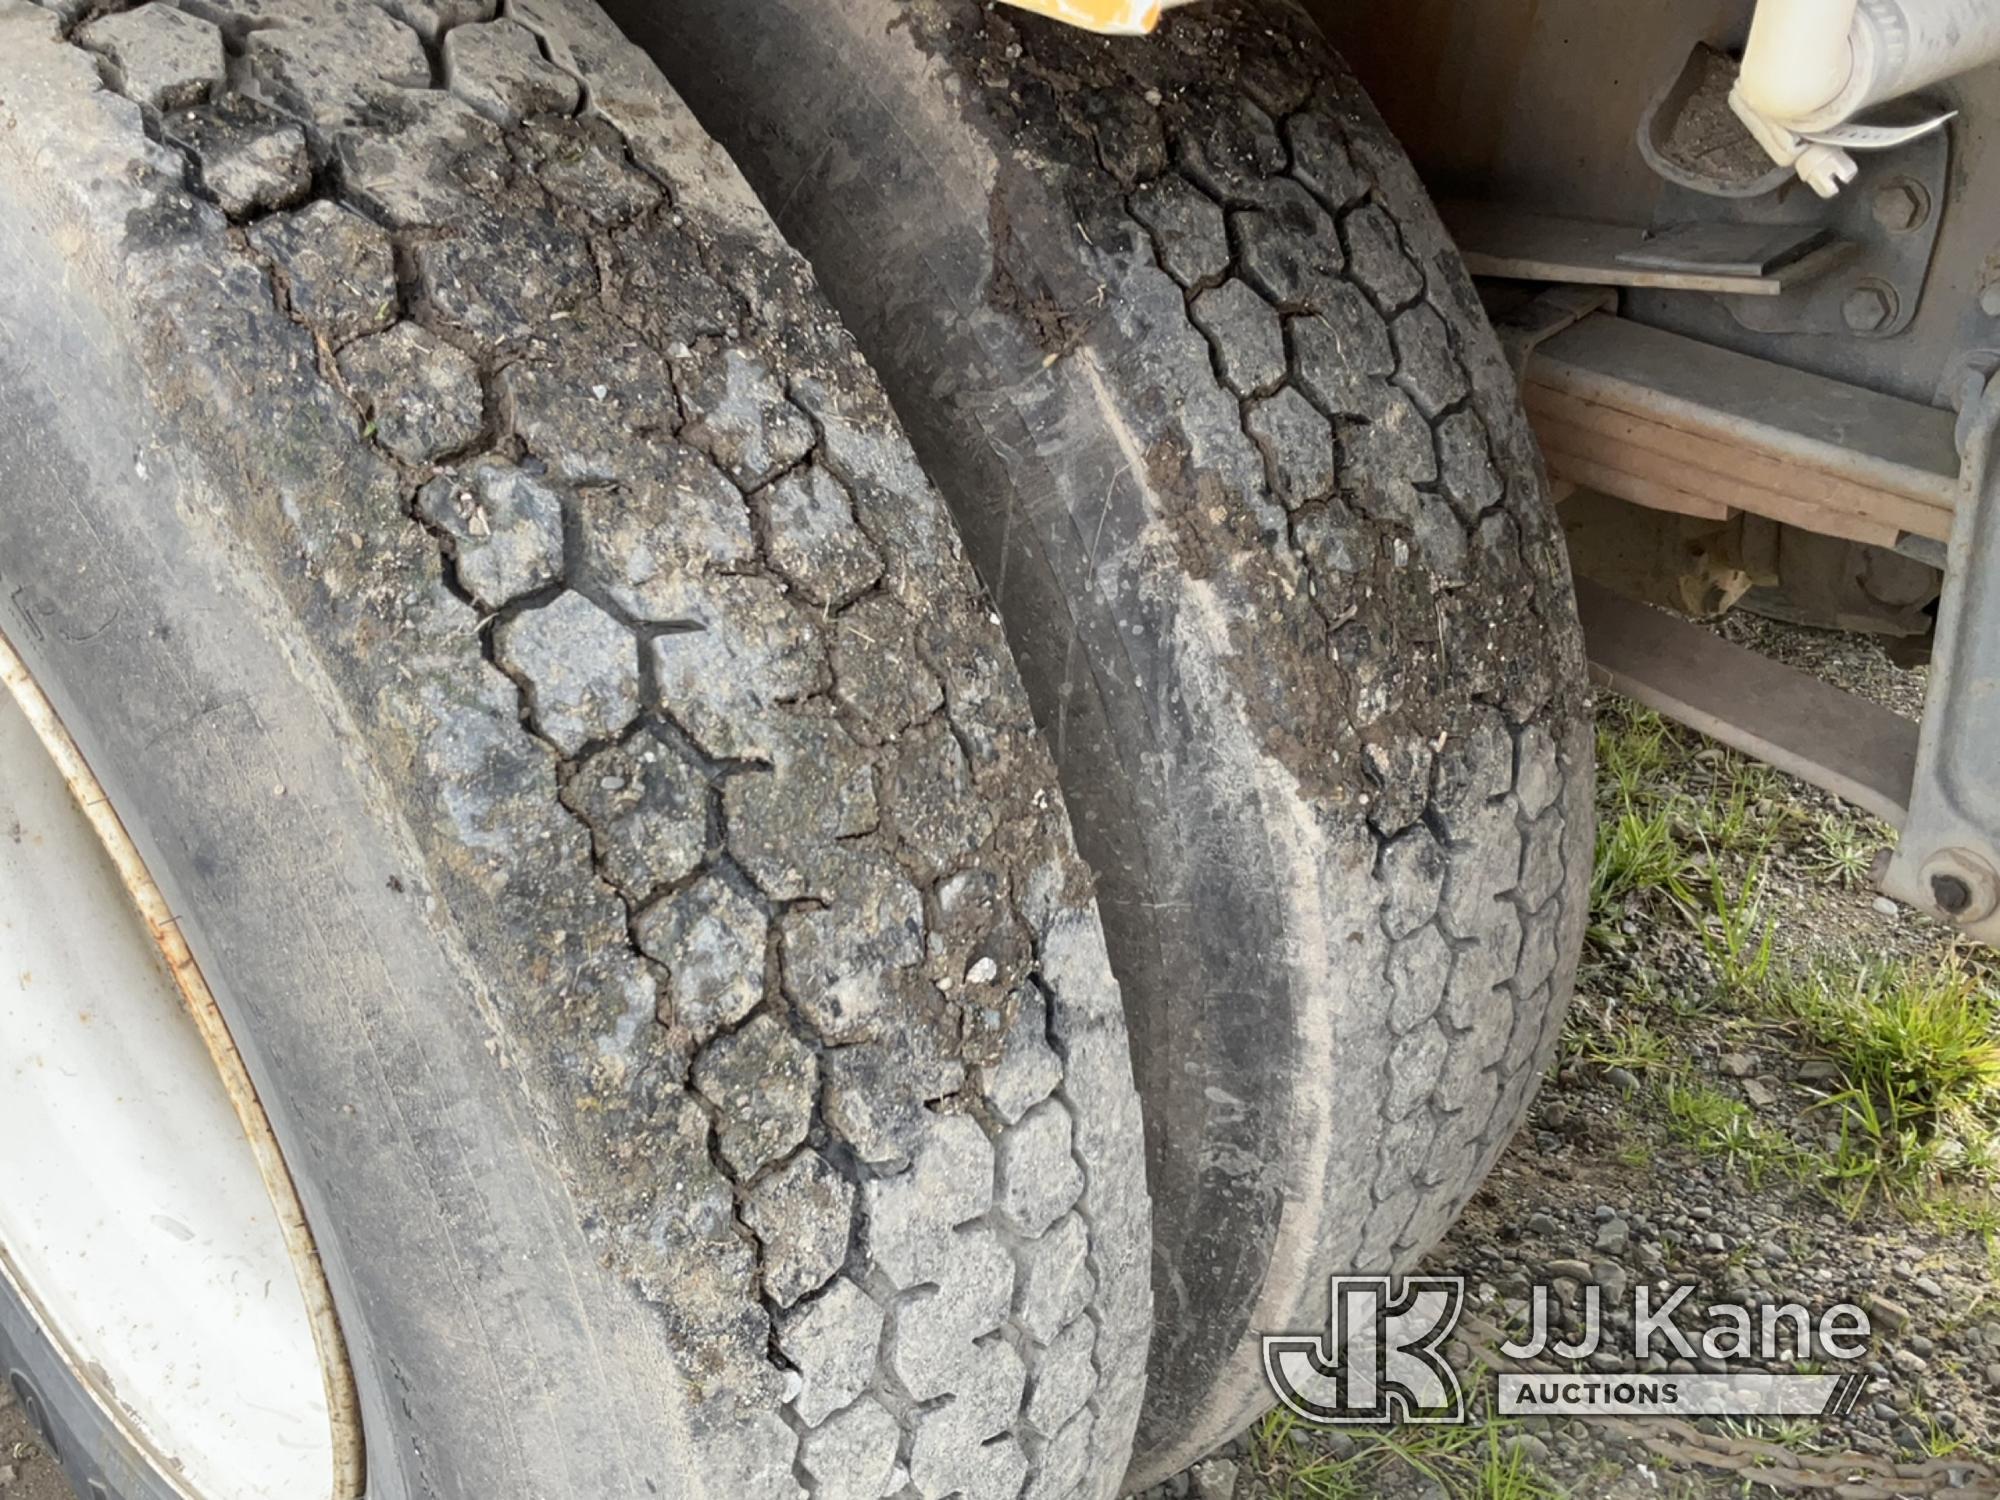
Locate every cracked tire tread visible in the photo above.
<box><xmin>0</xmin><ymin>1</ymin><xmax>1150</xmax><ymax>1495</ymax></box>
<box><xmin>624</xmin><ymin>0</ymin><xmax>1593</xmax><ymax>1481</ymax></box>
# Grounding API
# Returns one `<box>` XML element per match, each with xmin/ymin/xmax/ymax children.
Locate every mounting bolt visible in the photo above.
<box><xmin>1932</xmin><ymin>873</ymin><xmax>1974</xmax><ymax>914</ymax></box>
<box><xmin>1872</xmin><ymin>180</ymin><xmax>1928</xmax><ymax>234</ymax></box>
<box><xmin>1843</xmin><ymin>282</ymin><xmax>1896</xmax><ymax>335</ymax></box>
<box><xmin>1917</xmin><ymin>849</ymin><xmax>2000</xmax><ymax>925</ymax></box>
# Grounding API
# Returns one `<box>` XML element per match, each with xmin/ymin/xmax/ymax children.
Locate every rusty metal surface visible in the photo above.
<box><xmin>1575</xmin><ymin>577</ymin><xmax>1920</xmax><ymax>827</ymax></box>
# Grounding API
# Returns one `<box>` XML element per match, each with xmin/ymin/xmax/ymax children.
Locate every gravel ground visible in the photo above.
<box><xmin>5</xmin><ymin>617</ymin><xmax>1992</xmax><ymax>1500</ymax></box>
<box><xmin>1189</xmin><ymin>614</ymin><xmax>2000</xmax><ymax>1500</ymax></box>
<box><xmin>0</xmin><ymin>1390</ymin><xmax>62</xmax><ymax>1500</ymax></box>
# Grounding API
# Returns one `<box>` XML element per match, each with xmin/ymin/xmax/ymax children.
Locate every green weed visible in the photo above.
<box><xmin>1566</xmin><ymin>1010</ymin><xmax>1671</xmax><ymax>1073</ymax></box>
<box><xmin>1592</xmin><ymin>809</ymin><xmax>1693</xmax><ymax>914</ymax></box>
<box><xmin>1252</xmin><ymin>1409</ymin><xmax>1562</xmax><ymax>1500</ymax></box>
<box><xmin>1663</xmin><ymin>1077</ymin><xmax>1794</xmax><ymax>1186</ymax></box>
<box><xmin>1699</xmin><ymin>858</ymin><xmax>1778</xmax><ymax>997</ymax></box>
<box><xmin>1596</xmin><ymin>704</ymin><xmax>1682</xmax><ymax>807</ymax></box>
<box><xmin>1804</xmin><ymin>810</ymin><xmax>1880</xmax><ymax>891</ymax></box>
<box><xmin>1779</xmin><ymin>952</ymin><xmax>2000</xmax><ymax>1205</ymax></box>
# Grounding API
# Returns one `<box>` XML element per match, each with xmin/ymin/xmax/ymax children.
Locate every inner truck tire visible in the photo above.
<box><xmin>0</xmin><ymin>1</ymin><xmax>1150</xmax><ymax>1496</ymax></box>
<box><xmin>611</xmin><ymin>0</ymin><xmax>1595</xmax><ymax>1480</ymax></box>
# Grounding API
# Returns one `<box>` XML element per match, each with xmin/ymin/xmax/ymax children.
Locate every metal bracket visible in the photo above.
<box><xmin>1632</xmin><ymin>117</ymin><xmax>1949</xmax><ymax>357</ymax></box>
<box><xmin>1878</xmin><ymin>368</ymin><xmax>2000</xmax><ymax>939</ymax></box>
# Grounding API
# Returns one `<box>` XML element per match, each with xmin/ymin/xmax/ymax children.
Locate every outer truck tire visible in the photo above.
<box><xmin>0</xmin><ymin>1</ymin><xmax>1150</xmax><ymax>1496</ymax></box>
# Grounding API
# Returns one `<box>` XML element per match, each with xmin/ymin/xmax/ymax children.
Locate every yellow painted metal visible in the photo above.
<box><xmin>996</xmin><ymin>0</ymin><xmax>1167</xmax><ymax>35</ymax></box>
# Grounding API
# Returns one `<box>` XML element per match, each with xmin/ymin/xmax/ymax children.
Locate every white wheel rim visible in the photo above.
<box><xmin>0</xmin><ymin>633</ymin><xmax>359</xmax><ymax>1500</ymax></box>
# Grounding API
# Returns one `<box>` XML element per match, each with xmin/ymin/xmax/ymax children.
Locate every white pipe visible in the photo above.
<box><xmin>1842</xmin><ymin>0</ymin><xmax>2000</xmax><ymax>119</ymax></box>
<box><xmin>1741</xmin><ymin>0</ymin><xmax>2000</xmax><ymax>132</ymax></box>
<box><xmin>1734</xmin><ymin>0</ymin><xmax>2000</xmax><ymax>193</ymax></box>
<box><xmin>1737</xmin><ymin>0</ymin><xmax>1860</xmax><ymax>125</ymax></box>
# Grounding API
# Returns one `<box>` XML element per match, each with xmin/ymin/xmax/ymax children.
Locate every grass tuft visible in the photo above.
<box><xmin>1591</xmin><ymin>808</ymin><xmax>1692</xmax><ymax>914</ymax></box>
<box><xmin>1251</xmin><ymin>1409</ymin><xmax>1563</xmax><ymax>1500</ymax></box>
<box><xmin>1662</xmin><ymin>1077</ymin><xmax>1795</xmax><ymax>1186</ymax></box>
<box><xmin>1580</xmin><ymin>693</ymin><xmax>2000</xmax><ymax>1232</ymax></box>
<box><xmin>1776</xmin><ymin>952</ymin><xmax>2000</xmax><ymax>1207</ymax></box>
<box><xmin>1698</xmin><ymin>857</ymin><xmax>1777</xmax><ymax>997</ymax></box>
<box><xmin>1805</xmin><ymin>810</ymin><xmax>1881</xmax><ymax>891</ymax></box>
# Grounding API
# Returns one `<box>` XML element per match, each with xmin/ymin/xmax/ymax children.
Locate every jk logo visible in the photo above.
<box><xmin>1263</xmin><ymin>1276</ymin><xmax>1468</xmax><ymax>1424</ymax></box>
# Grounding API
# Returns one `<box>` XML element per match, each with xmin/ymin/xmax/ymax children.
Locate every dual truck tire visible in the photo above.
<box><xmin>0</xmin><ymin>0</ymin><xmax>1588</xmax><ymax>1494</ymax></box>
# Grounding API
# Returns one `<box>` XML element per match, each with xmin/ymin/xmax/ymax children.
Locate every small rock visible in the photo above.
<box><xmin>1873</xmin><ymin>896</ymin><xmax>1900</xmax><ymax>917</ymax></box>
<box><xmin>1604</xmin><ymin>1066</ymin><xmax>1640</xmax><ymax>1096</ymax></box>
<box><xmin>1743</xmin><ymin>1076</ymin><xmax>1780</xmax><ymax>1108</ymax></box>
<box><xmin>1865</xmin><ymin>1293</ymin><xmax>1913</xmax><ymax>1333</ymax></box>
<box><xmin>1526</xmin><ymin>1212</ymin><xmax>1560</xmax><ymax>1236</ymax></box>
<box><xmin>1504</xmin><ymin>1432</ymin><xmax>1552</xmax><ymax>1465</ymax></box>
<box><xmin>1702</xmin><ymin>1232</ymin><xmax>1726</xmax><ymax>1252</ymax></box>
<box><xmin>1545</xmin><ymin>1259</ymin><xmax>1593</xmax><ymax>1282</ymax></box>
<box><xmin>1591</xmin><ymin>1261</ymin><xmax>1631</xmax><ymax>1302</ymax></box>
<box><xmin>1912</xmin><ymin>1275</ymin><xmax>1945</xmax><ymax>1299</ymax></box>
<box><xmin>1189</xmin><ymin>1458</ymin><xmax>1238</xmax><ymax>1500</ymax></box>
<box><xmin>1719</xmin><ymin>1052</ymin><xmax>1756</xmax><ymax>1078</ymax></box>
<box><xmin>1595</xmin><ymin>1217</ymin><xmax>1630</xmax><ymax>1254</ymax></box>
<box><xmin>1797</xmin><ymin>1059</ymin><xmax>1844</xmax><ymax>1085</ymax></box>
